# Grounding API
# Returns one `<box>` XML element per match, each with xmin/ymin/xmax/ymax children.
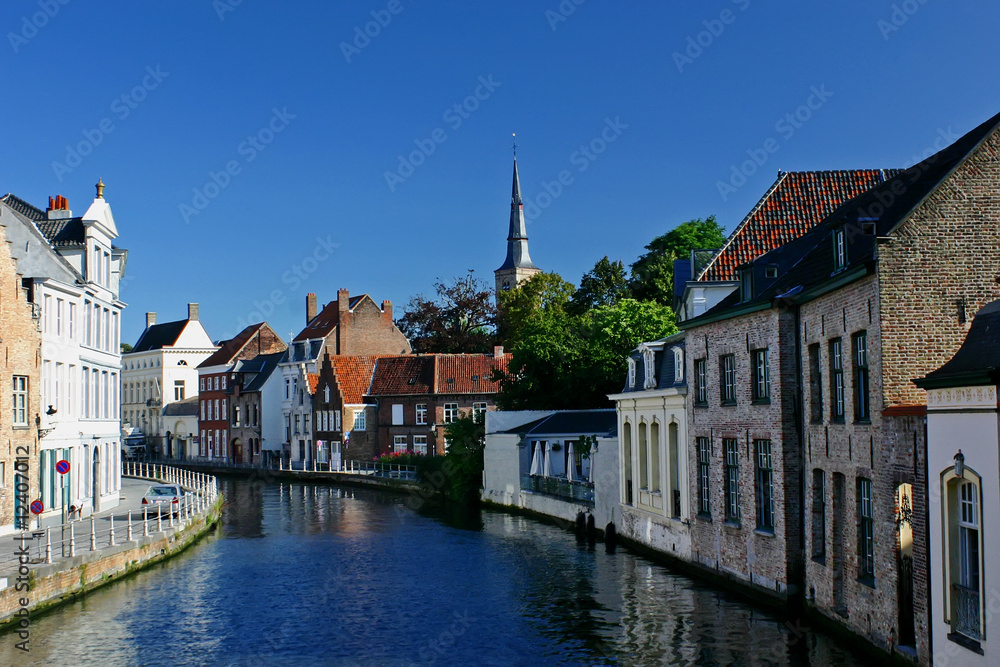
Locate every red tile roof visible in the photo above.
<box><xmin>698</xmin><ymin>170</ymin><xmax>898</xmax><ymax>282</ymax></box>
<box><xmin>307</xmin><ymin>373</ymin><xmax>320</xmax><ymax>395</ymax></box>
<box><xmin>367</xmin><ymin>354</ymin><xmax>509</xmax><ymax>396</ymax></box>
<box><xmin>328</xmin><ymin>355</ymin><xmax>386</xmax><ymax>404</ymax></box>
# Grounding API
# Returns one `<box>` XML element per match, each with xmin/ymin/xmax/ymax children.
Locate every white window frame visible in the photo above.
<box><xmin>12</xmin><ymin>376</ymin><xmax>28</xmax><ymax>426</ymax></box>
<box><xmin>443</xmin><ymin>403</ymin><xmax>459</xmax><ymax>424</ymax></box>
<box><xmin>413</xmin><ymin>435</ymin><xmax>428</xmax><ymax>455</ymax></box>
<box><xmin>415</xmin><ymin>403</ymin><xmax>427</xmax><ymax>425</ymax></box>
<box><xmin>393</xmin><ymin>435</ymin><xmax>408</xmax><ymax>454</ymax></box>
<box><xmin>353</xmin><ymin>409</ymin><xmax>366</xmax><ymax>431</ymax></box>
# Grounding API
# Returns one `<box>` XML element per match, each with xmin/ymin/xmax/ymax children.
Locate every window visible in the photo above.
<box><xmin>234</xmin><ymin>406</ymin><xmax>241</xmax><ymax>427</ymax></box>
<box><xmin>413</xmin><ymin>435</ymin><xmax>428</xmax><ymax>455</ymax></box>
<box><xmin>393</xmin><ymin>435</ymin><xmax>408</xmax><ymax>454</ymax></box>
<box><xmin>949</xmin><ymin>479</ymin><xmax>983</xmax><ymax>642</ymax></box>
<box><xmin>812</xmin><ymin>470</ymin><xmax>826</xmax><ymax>560</ymax></box>
<box><xmin>284</xmin><ymin>378</ymin><xmax>289</xmax><ymax>399</ymax></box>
<box><xmin>697</xmin><ymin>437</ymin><xmax>711</xmax><ymax>517</ymax></box>
<box><xmin>720</xmin><ymin>354</ymin><xmax>736</xmax><ymax>405</ymax></box>
<box><xmin>214</xmin><ymin>399</ymin><xmax>220</xmax><ymax>421</ymax></box>
<box><xmin>755</xmin><ymin>440</ymin><xmax>774</xmax><ymax>531</ymax></box>
<box><xmin>174</xmin><ymin>380</ymin><xmax>185</xmax><ymax>401</ymax></box>
<box><xmin>324</xmin><ymin>386</ymin><xmax>330</xmax><ymax>402</ymax></box>
<box><xmin>642</xmin><ymin>349</ymin><xmax>656</xmax><ymax>389</ymax></box>
<box><xmin>830</xmin><ymin>339</ymin><xmax>844</xmax><ymax>421</ymax></box>
<box><xmin>833</xmin><ymin>228</ymin><xmax>847</xmax><ymax>270</ymax></box>
<box><xmin>853</xmin><ymin>331</ymin><xmax>870</xmax><ymax>422</ymax></box>
<box><xmin>473</xmin><ymin>402</ymin><xmax>487</xmax><ymax>419</ymax></box>
<box><xmin>222</xmin><ymin>375</ymin><xmax>227</xmax><ymax>390</ymax></box>
<box><xmin>443</xmin><ymin>403</ymin><xmax>459</xmax><ymax>424</ymax></box>
<box><xmin>294</xmin><ymin>415</ymin><xmax>301</xmax><ymax>434</ymax></box>
<box><xmin>723</xmin><ymin>438</ymin><xmax>740</xmax><ymax>522</ymax></box>
<box><xmin>751</xmin><ymin>349</ymin><xmax>770</xmax><ymax>402</ymax></box>
<box><xmin>808</xmin><ymin>344</ymin><xmax>823</xmax><ymax>423</ymax></box>
<box><xmin>353</xmin><ymin>410</ymin><xmax>366</xmax><ymax>431</ymax></box>
<box><xmin>857</xmin><ymin>477</ymin><xmax>875</xmax><ymax>583</ymax></box>
<box><xmin>214</xmin><ymin>376</ymin><xmax>220</xmax><ymax>391</ymax></box>
<box><xmin>391</xmin><ymin>404</ymin><xmax>404</xmax><ymax>425</ymax></box>
<box><xmin>200</xmin><ymin>400</ymin><xmax>206</xmax><ymax>421</ymax></box>
<box><xmin>627</xmin><ymin>359</ymin><xmax>636</xmax><ymax>388</ymax></box>
<box><xmin>415</xmin><ymin>404</ymin><xmax>427</xmax><ymax>425</ymax></box>
<box><xmin>694</xmin><ymin>359</ymin><xmax>707</xmax><ymax>406</ymax></box>
<box><xmin>740</xmin><ymin>268</ymin><xmax>754</xmax><ymax>302</ymax></box>
<box><xmin>69</xmin><ymin>302</ymin><xmax>76</xmax><ymax>339</ymax></box>
<box><xmin>12</xmin><ymin>376</ymin><xmax>28</xmax><ymax>426</ymax></box>
<box><xmin>673</xmin><ymin>348</ymin><xmax>684</xmax><ymax>383</ymax></box>
<box><xmin>200</xmin><ymin>377</ymin><xmax>205</xmax><ymax>392</ymax></box>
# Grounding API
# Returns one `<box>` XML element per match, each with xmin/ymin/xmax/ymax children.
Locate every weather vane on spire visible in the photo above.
<box><xmin>512</xmin><ymin>132</ymin><xmax>518</xmax><ymax>159</ymax></box>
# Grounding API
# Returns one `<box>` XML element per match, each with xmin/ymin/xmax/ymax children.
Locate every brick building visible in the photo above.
<box><xmin>228</xmin><ymin>352</ymin><xmax>284</xmax><ymax>465</ymax></box>
<box><xmin>0</xmin><ymin>221</ymin><xmax>40</xmax><ymax>534</ymax></box>
<box><xmin>197</xmin><ymin>322</ymin><xmax>286</xmax><ymax>461</ymax></box>
<box><xmin>680</xmin><ymin>111</ymin><xmax>1000</xmax><ymax>664</ymax></box>
<box><xmin>366</xmin><ymin>350</ymin><xmax>509</xmax><ymax>457</ymax></box>
<box><xmin>280</xmin><ymin>290</ymin><xmax>410</xmax><ymax>467</ymax></box>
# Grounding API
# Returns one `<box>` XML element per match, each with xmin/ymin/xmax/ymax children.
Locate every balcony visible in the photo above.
<box><xmin>521</xmin><ymin>473</ymin><xmax>594</xmax><ymax>505</ymax></box>
<box><xmin>952</xmin><ymin>583</ymin><xmax>981</xmax><ymax>642</ymax></box>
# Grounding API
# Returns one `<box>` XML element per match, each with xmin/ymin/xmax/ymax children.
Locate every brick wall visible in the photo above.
<box><xmin>336</xmin><ymin>298</ymin><xmax>411</xmax><ymax>356</ymax></box>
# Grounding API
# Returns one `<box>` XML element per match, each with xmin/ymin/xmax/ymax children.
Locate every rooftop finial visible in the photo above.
<box><xmin>512</xmin><ymin>132</ymin><xmax>518</xmax><ymax>159</ymax></box>
<box><xmin>96</xmin><ymin>178</ymin><xmax>105</xmax><ymax>199</ymax></box>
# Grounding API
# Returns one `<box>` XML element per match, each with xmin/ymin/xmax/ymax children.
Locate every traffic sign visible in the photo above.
<box><xmin>30</xmin><ymin>500</ymin><xmax>44</xmax><ymax>514</ymax></box>
<box><xmin>56</xmin><ymin>459</ymin><xmax>70</xmax><ymax>474</ymax></box>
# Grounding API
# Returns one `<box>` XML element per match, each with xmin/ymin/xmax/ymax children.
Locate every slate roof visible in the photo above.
<box><xmin>684</xmin><ymin>111</ymin><xmax>1000</xmax><ymax>328</ymax></box>
<box><xmin>915</xmin><ymin>300</ymin><xmax>1000</xmax><ymax>389</ymax></box>
<box><xmin>133</xmin><ymin>320</ymin><xmax>190</xmax><ymax>352</ymax></box>
<box><xmin>503</xmin><ymin>409</ymin><xmax>617</xmax><ymax>438</ymax></box>
<box><xmin>2</xmin><ymin>194</ymin><xmax>88</xmax><ymax>247</ymax></box>
<box><xmin>293</xmin><ymin>294</ymin><xmax>371</xmax><ymax>342</ymax></box>
<box><xmin>162</xmin><ymin>397</ymin><xmax>200</xmax><ymax>417</ymax></box>
<box><xmin>1</xmin><ymin>194</ymin><xmax>45</xmax><ymax>221</ymax></box>
<box><xmin>698</xmin><ymin>170</ymin><xmax>899</xmax><ymax>282</ymax></box>
<box><xmin>367</xmin><ymin>354</ymin><xmax>508</xmax><ymax>396</ymax></box>
<box><xmin>620</xmin><ymin>332</ymin><xmax>685</xmax><ymax>393</ymax></box>
<box><xmin>235</xmin><ymin>352</ymin><xmax>284</xmax><ymax>393</ymax></box>
<box><xmin>199</xmin><ymin>323</ymin><xmax>267</xmax><ymax>368</ymax></box>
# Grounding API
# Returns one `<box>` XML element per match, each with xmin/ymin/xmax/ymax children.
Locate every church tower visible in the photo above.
<box><xmin>495</xmin><ymin>147</ymin><xmax>540</xmax><ymax>296</ymax></box>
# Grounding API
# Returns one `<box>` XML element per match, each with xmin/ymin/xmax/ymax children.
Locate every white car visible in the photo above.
<box><xmin>141</xmin><ymin>484</ymin><xmax>184</xmax><ymax>515</ymax></box>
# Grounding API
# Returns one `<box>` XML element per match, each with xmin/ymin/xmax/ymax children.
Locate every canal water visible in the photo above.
<box><xmin>1</xmin><ymin>479</ymin><xmax>877</xmax><ymax>666</ymax></box>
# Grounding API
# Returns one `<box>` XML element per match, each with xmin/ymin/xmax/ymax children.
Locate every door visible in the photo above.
<box><xmin>92</xmin><ymin>446</ymin><xmax>101</xmax><ymax>513</ymax></box>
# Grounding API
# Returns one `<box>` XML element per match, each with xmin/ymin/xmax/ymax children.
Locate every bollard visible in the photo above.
<box><xmin>90</xmin><ymin>517</ymin><xmax>96</xmax><ymax>551</ymax></box>
<box><xmin>127</xmin><ymin>510</ymin><xmax>133</xmax><ymax>542</ymax></box>
<box><xmin>143</xmin><ymin>506</ymin><xmax>149</xmax><ymax>537</ymax></box>
<box><xmin>170</xmin><ymin>502</ymin><xmax>174</xmax><ymax>528</ymax></box>
<box><xmin>110</xmin><ymin>515</ymin><xmax>116</xmax><ymax>547</ymax></box>
<box><xmin>157</xmin><ymin>508</ymin><xmax>162</xmax><ymax>533</ymax></box>
<box><xmin>69</xmin><ymin>522</ymin><xmax>76</xmax><ymax>557</ymax></box>
<box><xmin>45</xmin><ymin>528</ymin><xmax>52</xmax><ymax>564</ymax></box>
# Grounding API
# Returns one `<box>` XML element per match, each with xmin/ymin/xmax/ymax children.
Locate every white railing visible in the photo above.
<box><xmin>0</xmin><ymin>463</ymin><xmax>218</xmax><ymax>573</ymax></box>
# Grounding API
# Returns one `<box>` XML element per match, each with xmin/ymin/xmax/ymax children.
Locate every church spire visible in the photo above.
<box><xmin>495</xmin><ymin>135</ymin><xmax>540</xmax><ymax>295</ymax></box>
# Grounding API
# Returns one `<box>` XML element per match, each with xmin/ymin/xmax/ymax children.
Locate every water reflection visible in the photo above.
<box><xmin>0</xmin><ymin>480</ymin><xmax>877</xmax><ymax>666</ymax></box>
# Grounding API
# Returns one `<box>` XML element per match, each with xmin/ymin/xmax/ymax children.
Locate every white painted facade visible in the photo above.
<box><xmin>280</xmin><ymin>340</ymin><xmax>319</xmax><ymax>466</ymax></box>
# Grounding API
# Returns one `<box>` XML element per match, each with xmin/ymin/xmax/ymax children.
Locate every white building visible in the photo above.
<box><xmin>122</xmin><ymin>304</ymin><xmax>217</xmax><ymax>457</ymax></box>
<box><xmin>607</xmin><ymin>333</ymin><xmax>691</xmax><ymax>561</ymax></box>
<box><xmin>916</xmin><ymin>300</ymin><xmax>1000</xmax><ymax>664</ymax></box>
<box><xmin>1</xmin><ymin>183</ymin><xmax>125</xmax><ymax>518</ymax></box>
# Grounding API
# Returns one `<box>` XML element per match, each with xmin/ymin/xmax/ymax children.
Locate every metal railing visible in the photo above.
<box><xmin>521</xmin><ymin>473</ymin><xmax>595</xmax><ymax>504</ymax></box>
<box><xmin>0</xmin><ymin>464</ymin><xmax>218</xmax><ymax>574</ymax></box>
<box><xmin>952</xmin><ymin>582</ymin><xmax>981</xmax><ymax>640</ymax></box>
<box><xmin>145</xmin><ymin>456</ymin><xmax>418</xmax><ymax>480</ymax></box>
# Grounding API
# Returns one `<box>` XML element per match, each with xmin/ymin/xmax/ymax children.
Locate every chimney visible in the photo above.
<box><xmin>494</xmin><ymin>345</ymin><xmax>505</xmax><ymax>357</ymax></box>
<box><xmin>306</xmin><ymin>293</ymin><xmax>318</xmax><ymax>324</ymax></box>
<box><xmin>146</xmin><ymin>312</ymin><xmax>157</xmax><ymax>328</ymax></box>
<box><xmin>381</xmin><ymin>300</ymin><xmax>393</xmax><ymax>322</ymax></box>
<box><xmin>188</xmin><ymin>303</ymin><xmax>199</xmax><ymax>321</ymax></box>
<box><xmin>336</xmin><ymin>289</ymin><xmax>350</xmax><ymax>355</ymax></box>
<box><xmin>46</xmin><ymin>195</ymin><xmax>72</xmax><ymax>220</ymax></box>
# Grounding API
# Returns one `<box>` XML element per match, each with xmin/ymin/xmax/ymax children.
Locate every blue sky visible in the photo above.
<box><xmin>2</xmin><ymin>1</ymin><xmax>998</xmax><ymax>345</ymax></box>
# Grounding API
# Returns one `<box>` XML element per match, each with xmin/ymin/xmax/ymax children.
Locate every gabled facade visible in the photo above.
<box><xmin>312</xmin><ymin>353</ymin><xmax>388</xmax><ymax>469</ymax></box>
<box><xmin>280</xmin><ymin>290</ymin><xmax>410</xmax><ymax>467</ymax></box>
<box><xmin>122</xmin><ymin>304</ymin><xmax>217</xmax><ymax>456</ymax></box>
<box><xmin>1</xmin><ymin>183</ymin><xmax>126</xmax><ymax>519</ymax></box>
<box><xmin>366</xmin><ymin>350</ymin><xmax>509</xmax><ymax>457</ymax></box>
<box><xmin>0</xmin><ymin>220</ymin><xmax>40</xmax><ymax>534</ymax></box>
<box><xmin>197</xmin><ymin>322</ymin><xmax>286</xmax><ymax>461</ymax></box>
<box><xmin>676</xmin><ymin>170</ymin><xmax>898</xmax><ymax>322</ymax></box>
<box><xmin>607</xmin><ymin>333</ymin><xmax>692</xmax><ymax>561</ymax></box>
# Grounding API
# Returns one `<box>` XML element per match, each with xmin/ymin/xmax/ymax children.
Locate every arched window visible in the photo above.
<box><xmin>178</xmin><ymin>359</ymin><xmax>187</xmax><ymax>366</ymax></box>
<box><xmin>941</xmin><ymin>461</ymin><xmax>985</xmax><ymax>644</ymax></box>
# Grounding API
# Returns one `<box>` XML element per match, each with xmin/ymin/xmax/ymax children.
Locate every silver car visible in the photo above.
<box><xmin>141</xmin><ymin>484</ymin><xmax>184</xmax><ymax>515</ymax></box>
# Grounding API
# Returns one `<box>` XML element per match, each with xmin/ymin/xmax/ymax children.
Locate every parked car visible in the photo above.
<box><xmin>141</xmin><ymin>484</ymin><xmax>184</xmax><ymax>515</ymax></box>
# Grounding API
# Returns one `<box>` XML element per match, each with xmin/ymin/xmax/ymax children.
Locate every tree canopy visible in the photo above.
<box><xmin>569</xmin><ymin>256</ymin><xmax>629</xmax><ymax>314</ymax></box>
<box><xmin>397</xmin><ymin>271</ymin><xmax>497</xmax><ymax>353</ymax></box>
<box><xmin>629</xmin><ymin>216</ymin><xmax>726</xmax><ymax>304</ymax></box>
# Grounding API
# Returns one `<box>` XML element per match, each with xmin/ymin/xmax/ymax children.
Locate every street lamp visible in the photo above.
<box><xmin>954</xmin><ymin>449</ymin><xmax>965</xmax><ymax>478</ymax></box>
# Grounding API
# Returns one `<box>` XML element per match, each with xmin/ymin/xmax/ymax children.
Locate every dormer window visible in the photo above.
<box><xmin>672</xmin><ymin>347</ymin><xmax>684</xmax><ymax>383</ymax></box>
<box><xmin>643</xmin><ymin>349</ymin><xmax>656</xmax><ymax>389</ymax></box>
<box><xmin>833</xmin><ymin>228</ymin><xmax>847</xmax><ymax>271</ymax></box>
<box><xmin>740</xmin><ymin>268</ymin><xmax>754</xmax><ymax>302</ymax></box>
<box><xmin>764</xmin><ymin>266</ymin><xmax>778</xmax><ymax>279</ymax></box>
<box><xmin>627</xmin><ymin>359</ymin><xmax>636</xmax><ymax>388</ymax></box>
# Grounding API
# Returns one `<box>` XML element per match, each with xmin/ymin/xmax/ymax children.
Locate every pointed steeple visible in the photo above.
<box><xmin>495</xmin><ymin>137</ymin><xmax>541</xmax><ymax>295</ymax></box>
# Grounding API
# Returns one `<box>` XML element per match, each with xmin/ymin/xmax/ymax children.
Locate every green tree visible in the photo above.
<box><xmin>397</xmin><ymin>271</ymin><xmax>496</xmax><ymax>353</ymax></box>
<box><xmin>629</xmin><ymin>216</ymin><xmax>726</xmax><ymax>304</ymax></box>
<box><xmin>440</xmin><ymin>412</ymin><xmax>486</xmax><ymax>504</ymax></box>
<box><xmin>496</xmin><ymin>271</ymin><xmax>575</xmax><ymax>345</ymax></box>
<box><xmin>569</xmin><ymin>256</ymin><xmax>629</xmax><ymax>314</ymax></box>
<box><xmin>121</xmin><ymin>342</ymin><xmax>134</xmax><ymax>354</ymax></box>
